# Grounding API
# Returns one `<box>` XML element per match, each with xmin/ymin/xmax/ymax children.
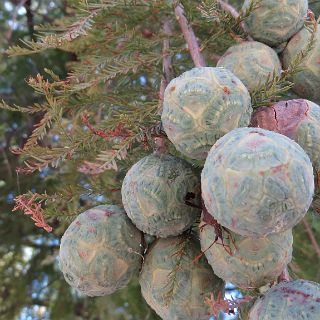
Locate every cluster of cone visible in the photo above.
<box><xmin>59</xmin><ymin>1</ymin><xmax>320</xmax><ymax>319</ymax></box>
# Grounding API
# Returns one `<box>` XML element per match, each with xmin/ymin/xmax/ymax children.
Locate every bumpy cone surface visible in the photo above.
<box><xmin>161</xmin><ymin>67</ymin><xmax>252</xmax><ymax>160</ymax></box>
<box><xmin>283</xmin><ymin>27</ymin><xmax>320</xmax><ymax>103</ymax></box>
<box><xmin>251</xmin><ymin>99</ymin><xmax>320</xmax><ymax>173</ymax></box>
<box><xmin>139</xmin><ymin>236</ymin><xmax>224</xmax><ymax>320</ymax></box>
<box><xmin>217</xmin><ymin>41</ymin><xmax>281</xmax><ymax>92</ymax></box>
<box><xmin>200</xmin><ymin>218</ymin><xmax>293</xmax><ymax>289</ymax></box>
<box><xmin>249</xmin><ymin>279</ymin><xmax>320</xmax><ymax>319</ymax></box>
<box><xmin>251</xmin><ymin>99</ymin><xmax>320</xmax><ymax>216</ymax></box>
<box><xmin>201</xmin><ymin>127</ymin><xmax>314</xmax><ymax>237</ymax></box>
<box><xmin>59</xmin><ymin>205</ymin><xmax>143</xmax><ymax>296</ymax></box>
<box><xmin>121</xmin><ymin>154</ymin><xmax>201</xmax><ymax>237</ymax></box>
<box><xmin>242</xmin><ymin>0</ymin><xmax>308</xmax><ymax>47</ymax></box>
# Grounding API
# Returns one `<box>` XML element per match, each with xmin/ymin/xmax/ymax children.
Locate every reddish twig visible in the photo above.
<box><xmin>81</xmin><ymin>114</ymin><xmax>130</xmax><ymax>141</ymax></box>
<box><xmin>302</xmin><ymin>217</ymin><xmax>320</xmax><ymax>258</ymax></box>
<box><xmin>159</xmin><ymin>16</ymin><xmax>173</xmax><ymax>101</ymax></box>
<box><xmin>78</xmin><ymin>161</ymin><xmax>110</xmax><ymax>175</ymax></box>
<box><xmin>205</xmin><ymin>292</ymin><xmax>230</xmax><ymax>317</ymax></box>
<box><xmin>13</xmin><ymin>194</ymin><xmax>53</xmax><ymax>232</ymax></box>
<box><xmin>201</xmin><ymin>201</ymin><xmax>237</xmax><ymax>256</ymax></box>
<box><xmin>193</xmin><ymin>202</ymin><xmax>237</xmax><ymax>264</ymax></box>
<box><xmin>174</xmin><ymin>1</ymin><xmax>206</xmax><ymax>67</ymax></box>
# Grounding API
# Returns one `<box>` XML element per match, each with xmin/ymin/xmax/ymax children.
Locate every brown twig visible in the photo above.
<box><xmin>25</xmin><ymin>0</ymin><xmax>35</xmax><ymax>40</ymax></box>
<box><xmin>302</xmin><ymin>217</ymin><xmax>320</xmax><ymax>258</ymax></box>
<box><xmin>174</xmin><ymin>2</ymin><xmax>206</xmax><ymax>67</ymax></box>
<box><xmin>217</xmin><ymin>0</ymin><xmax>240</xmax><ymax>18</ymax></box>
<box><xmin>159</xmin><ymin>16</ymin><xmax>173</xmax><ymax>101</ymax></box>
<box><xmin>217</xmin><ymin>0</ymin><xmax>253</xmax><ymax>41</ymax></box>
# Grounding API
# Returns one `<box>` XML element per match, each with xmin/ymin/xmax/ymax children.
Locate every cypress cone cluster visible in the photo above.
<box><xmin>58</xmin><ymin>1</ymin><xmax>320</xmax><ymax>319</ymax></box>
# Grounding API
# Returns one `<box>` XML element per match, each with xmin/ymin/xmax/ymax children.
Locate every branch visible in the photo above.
<box><xmin>24</xmin><ymin>0</ymin><xmax>35</xmax><ymax>40</ymax></box>
<box><xmin>217</xmin><ymin>0</ymin><xmax>253</xmax><ymax>40</ymax></box>
<box><xmin>302</xmin><ymin>217</ymin><xmax>320</xmax><ymax>258</ymax></box>
<box><xmin>159</xmin><ymin>16</ymin><xmax>173</xmax><ymax>101</ymax></box>
<box><xmin>164</xmin><ymin>236</ymin><xmax>190</xmax><ymax>304</ymax></box>
<box><xmin>218</xmin><ymin>0</ymin><xmax>240</xmax><ymax>18</ymax></box>
<box><xmin>174</xmin><ymin>2</ymin><xmax>206</xmax><ymax>67</ymax></box>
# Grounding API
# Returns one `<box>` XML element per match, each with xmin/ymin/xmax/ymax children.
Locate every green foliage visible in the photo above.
<box><xmin>0</xmin><ymin>0</ymin><xmax>231</xmax><ymax>221</ymax></box>
<box><xmin>0</xmin><ymin>1</ymin><xmax>160</xmax><ymax>319</ymax></box>
<box><xmin>198</xmin><ymin>0</ymin><xmax>260</xmax><ymax>53</ymax></box>
<box><xmin>163</xmin><ymin>235</ymin><xmax>191</xmax><ymax>304</ymax></box>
